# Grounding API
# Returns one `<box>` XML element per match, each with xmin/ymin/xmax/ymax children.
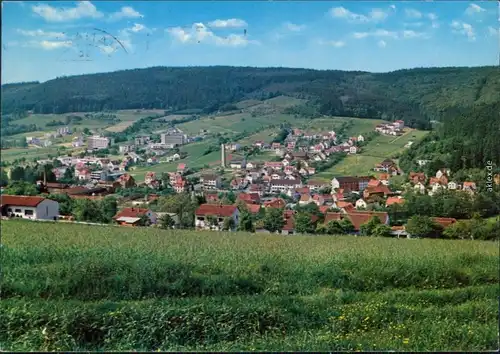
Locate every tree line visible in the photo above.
<box><xmin>3</xmin><ymin>66</ymin><xmax>498</xmax><ymax>129</ymax></box>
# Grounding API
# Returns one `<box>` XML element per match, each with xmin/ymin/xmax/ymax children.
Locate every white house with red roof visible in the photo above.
<box><xmin>113</xmin><ymin>207</ymin><xmax>157</xmax><ymax>226</ymax></box>
<box><xmin>1</xmin><ymin>195</ymin><xmax>59</xmax><ymax>220</ymax></box>
<box><xmin>195</xmin><ymin>204</ymin><xmax>239</xmax><ymax>230</ymax></box>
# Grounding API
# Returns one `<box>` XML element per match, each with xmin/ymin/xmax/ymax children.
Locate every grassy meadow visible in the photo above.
<box><xmin>1</xmin><ymin>220</ymin><xmax>498</xmax><ymax>351</ymax></box>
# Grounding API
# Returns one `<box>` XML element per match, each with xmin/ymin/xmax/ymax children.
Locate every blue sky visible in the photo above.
<box><xmin>1</xmin><ymin>1</ymin><xmax>498</xmax><ymax>83</ymax></box>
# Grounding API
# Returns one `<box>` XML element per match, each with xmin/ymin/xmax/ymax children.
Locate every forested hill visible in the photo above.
<box><xmin>1</xmin><ymin>66</ymin><xmax>499</xmax><ymax>128</ymax></box>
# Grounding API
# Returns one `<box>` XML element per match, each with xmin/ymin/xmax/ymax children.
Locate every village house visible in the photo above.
<box><xmin>114</xmin><ymin>207</ymin><xmax>157</xmax><ymax>226</ymax></box>
<box><xmin>195</xmin><ymin>204</ymin><xmax>239</xmax><ymax>231</ymax></box>
<box><xmin>414</xmin><ymin>182</ymin><xmax>426</xmax><ymax>194</ymax></box>
<box><xmin>165</xmin><ymin>153</ymin><xmax>181</xmax><ymax>162</ymax></box>
<box><xmin>386</xmin><ymin>196</ymin><xmax>405</xmax><ymax>207</ymax></box>
<box><xmin>119</xmin><ymin>144</ymin><xmax>136</xmax><ymax>154</ymax></box>
<box><xmin>331</xmin><ymin>176</ymin><xmax>372</xmax><ymax>192</ymax></box>
<box><xmin>355</xmin><ymin>199</ymin><xmax>368</xmax><ymax>209</ymax></box>
<box><xmin>177</xmin><ymin>163</ymin><xmax>188</xmax><ymax>175</ymax></box>
<box><xmin>323</xmin><ymin>210</ymin><xmax>390</xmax><ymax>233</ymax></box>
<box><xmin>144</xmin><ymin>172</ymin><xmax>160</xmax><ymax>189</ymax></box>
<box><xmin>409</xmin><ymin>172</ymin><xmax>426</xmax><ymax>184</ymax></box>
<box><xmin>172</xmin><ymin>176</ymin><xmax>189</xmax><ymax>193</ymax></box>
<box><xmin>435</xmin><ymin>169</ymin><xmax>451</xmax><ymax>179</ymax></box>
<box><xmin>363</xmin><ymin>184</ymin><xmax>393</xmax><ymax>200</ymax></box>
<box><xmin>270</xmin><ymin>179</ymin><xmax>303</xmax><ymax>193</ymax></box>
<box><xmin>1</xmin><ymin>195</ymin><xmax>59</xmax><ymax>221</ymax></box>
<box><xmin>447</xmin><ymin>181</ymin><xmax>458</xmax><ymax>190</ymax></box>
<box><xmin>374</xmin><ymin>159</ymin><xmax>397</xmax><ymax>173</ymax></box>
<box><xmin>75</xmin><ymin>168</ymin><xmax>91</xmax><ymax>181</ymax></box>
<box><xmin>230</xmin><ymin>177</ymin><xmax>248</xmax><ymax>190</ymax></box>
<box><xmin>230</xmin><ymin>159</ymin><xmax>246</xmax><ymax>169</ymax></box>
<box><xmin>307</xmin><ymin>180</ymin><xmax>329</xmax><ymax>191</ymax></box>
<box><xmin>238</xmin><ymin>192</ymin><xmax>261</xmax><ymax>205</ymax></box>
<box><xmin>249</xmin><ymin>183</ymin><xmax>265</xmax><ymax>196</ymax></box>
<box><xmin>462</xmin><ymin>181</ymin><xmax>477</xmax><ymax>194</ymax></box>
<box><xmin>117</xmin><ymin>174</ymin><xmax>136</xmax><ymax>189</ymax></box>
<box><xmin>264</xmin><ymin>198</ymin><xmax>286</xmax><ymax>209</ymax></box>
<box><xmin>200</xmin><ymin>174</ymin><xmax>221</xmax><ymax>190</ymax></box>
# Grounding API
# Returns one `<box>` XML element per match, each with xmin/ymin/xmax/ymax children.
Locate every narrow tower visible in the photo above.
<box><xmin>221</xmin><ymin>144</ymin><xmax>226</xmax><ymax>168</ymax></box>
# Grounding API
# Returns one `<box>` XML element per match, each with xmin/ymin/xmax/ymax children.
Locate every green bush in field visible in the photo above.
<box><xmin>1</xmin><ymin>220</ymin><xmax>498</xmax><ymax>351</ymax></box>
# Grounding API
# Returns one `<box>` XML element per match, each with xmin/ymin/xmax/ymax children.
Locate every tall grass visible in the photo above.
<box><xmin>1</xmin><ymin>220</ymin><xmax>498</xmax><ymax>351</ymax></box>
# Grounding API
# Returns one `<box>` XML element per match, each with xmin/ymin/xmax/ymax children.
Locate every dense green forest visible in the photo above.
<box><xmin>399</xmin><ymin>101</ymin><xmax>500</xmax><ymax>172</ymax></box>
<box><xmin>2</xmin><ymin>66</ymin><xmax>499</xmax><ymax>129</ymax></box>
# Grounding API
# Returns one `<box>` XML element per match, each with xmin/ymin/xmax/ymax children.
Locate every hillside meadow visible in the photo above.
<box><xmin>1</xmin><ymin>220</ymin><xmax>498</xmax><ymax>351</ymax></box>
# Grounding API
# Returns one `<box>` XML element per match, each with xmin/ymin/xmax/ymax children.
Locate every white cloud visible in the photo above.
<box><xmin>488</xmin><ymin>26</ymin><xmax>499</xmax><ymax>36</ymax></box>
<box><xmin>208</xmin><ymin>18</ymin><xmax>247</xmax><ymax>28</ymax></box>
<box><xmin>389</xmin><ymin>5</ymin><xmax>396</xmax><ymax>10</ymax></box>
<box><xmin>426</xmin><ymin>13</ymin><xmax>438</xmax><ymax>21</ymax></box>
<box><xmin>284</xmin><ymin>22</ymin><xmax>306</xmax><ymax>32</ymax></box>
<box><xmin>465</xmin><ymin>4</ymin><xmax>486</xmax><ymax>16</ymax></box>
<box><xmin>24</xmin><ymin>39</ymin><xmax>73</xmax><ymax>50</ymax></box>
<box><xmin>329</xmin><ymin>6</ymin><xmax>390</xmax><ymax>23</ymax></box>
<box><xmin>353</xmin><ymin>29</ymin><xmax>427</xmax><ymax>40</ymax></box>
<box><xmin>109</xmin><ymin>6</ymin><xmax>143</xmax><ymax>21</ymax></box>
<box><xmin>353</xmin><ymin>29</ymin><xmax>398</xmax><ymax>39</ymax></box>
<box><xmin>451</xmin><ymin>20</ymin><xmax>476</xmax><ymax>41</ymax></box>
<box><xmin>378</xmin><ymin>40</ymin><xmax>387</xmax><ymax>48</ymax></box>
<box><xmin>167</xmin><ymin>22</ymin><xmax>257</xmax><ymax>47</ymax></box>
<box><xmin>402</xmin><ymin>30</ymin><xmax>426</xmax><ymax>39</ymax></box>
<box><xmin>405</xmin><ymin>9</ymin><xmax>422</xmax><ymax>19</ymax></box>
<box><xmin>404</xmin><ymin>22</ymin><xmax>424</xmax><ymax>28</ymax></box>
<box><xmin>32</xmin><ymin>1</ymin><xmax>103</xmax><ymax>22</ymax></box>
<box><xmin>319</xmin><ymin>40</ymin><xmax>345</xmax><ymax>47</ymax></box>
<box><xmin>17</xmin><ymin>29</ymin><xmax>66</xmax><ymax>39</ymax></box>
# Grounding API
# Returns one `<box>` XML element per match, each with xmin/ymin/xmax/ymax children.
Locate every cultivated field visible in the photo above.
<box><xmin>1</xmin><ymin>220</ymin><xmax>498</xmax><ymax>351</ymax></box>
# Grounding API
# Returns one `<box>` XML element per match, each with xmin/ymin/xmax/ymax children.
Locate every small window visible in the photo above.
<box><xmin>24</xmin><ymin>210</ymin><xmax>34</xmax><ymax>216</ymax></box>
<box><xmin>15</xmin><ymin>209</ymin><xmax>21</xmax><ymax>213</ymax></box>
<box><xmin>7</xmin><ymin>208</ymin><xmax>12</xmax><ymax>212</ymax></box>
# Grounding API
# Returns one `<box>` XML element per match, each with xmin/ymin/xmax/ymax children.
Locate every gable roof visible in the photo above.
<box><xmin>195</xmin><ymin>204</ymin><xmax>237</xmax><ymax>217</ymax></box>
<box><xmin>1</xmin><ymin>195</ymin><xmax>46</xmax><ymax>207</ymax></box>
<box><xmin>114</xmin><ymin>207</ymin><xmax>151</xmax><ymax>219</ymax></box>
<box><xmin>432</xmin><ymin>217</ymin><xmax>457</xmax><ymax>228</ymax></box>
<box><xmin>346</xmin><ymin>211</ymin><xmax>389</xmax><ymax>231</ymax></box>
<box><xmin>246</xmin><ymin>204</ymin><xmax>262</xmax><ymax>214</ymax></box>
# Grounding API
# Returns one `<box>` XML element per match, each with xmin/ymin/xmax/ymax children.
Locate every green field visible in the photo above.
<box><xmin>177</xmin><ymin>113</ymin><xmax>295</xmax><ymax>136</ymax></box>
<box><xmin>1</xmin><ymin>220</ymin><xmax>498</xmax><ymax>351</ymax></box>
<box><xmin>14</xmin><ymin>110</ymin><xmax>158</xmax><ymax>133</ymax></box>
<box><xmin>315</xmin><ymin>128</ymin><xmax>430</xmax><ymax>180</ymax></box>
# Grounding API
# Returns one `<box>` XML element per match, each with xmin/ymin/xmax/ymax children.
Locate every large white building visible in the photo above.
<box><xmin>87</xmin><ymin>136</ymin><xmax>110</xmax><ymax>150</ymax></box>
<box><xmin>1</xmin><ymin>195</ymin><xmax>59</xmax><ymax>220</ymax></box>
<box><xmin>161</xmin><ymin>133</ymin><xmax>186</xmax><ymax>147</ymax></box>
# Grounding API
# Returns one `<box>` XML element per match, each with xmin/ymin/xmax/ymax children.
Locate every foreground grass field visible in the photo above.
<box><xmin>1</xmin><ymin>220</ymin><xmax>498</xmax><ymax>351</ymax></box>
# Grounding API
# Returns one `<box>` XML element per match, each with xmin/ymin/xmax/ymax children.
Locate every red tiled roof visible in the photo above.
<box><xmin>337</xmin><ymin>201</ymin><xmax>353</xmax><ymax>208</ymax></box>
<box><xmin>264</xmin><ymin>198</ymin><xmax>286</xmax><ymax>208</ymax></box>
<box><xmin>319</xmin><ymin>205</ymin><xmax>331</xmax><ymax>214</ymax></box>
<box><xmin>196</xmin><ymin>204</ymin><xmax>237</xmax><ymax>217</ymax></box>
<box><xmin>114</xmin><ymin>207</ymin><xmax>150</xmax><ymax>219</ymax></box>
<box><xmin>463</xmin><ymin>181</ymin><xmax>476</xmax><ymax>189</ymax></box>
<box><xmin>432</xmin><ymin>217</ymin><xmax>457</xmax><ymax>228</ymax></box>
<box><xmin>1</xmin><ymin>195</ymin><xmax>46</xmax><ymax>207</ymax></box>
<box><xmin>324</xmin><ymin>212</ymin><xmax>342</xmax><ymax>223</ymax></box>
<box><xmin>177</xmin><ymin>163</ymin><xmax>186</xmax><ymax>170</ymax></box>
<box><xmin>386</xmin><ymin>197</ymin><xmax>405</xmax><ymax>206</ymax></box>
<box><xmin>299</xmin><ymin>194</ymin><xmax>312</xmax><ymax>202</ymax></box>
<box><xmin>368</xmin><ymin>179</ymin><xmax>381</xmax><ymax>187</ymax></box>
<box><xmin>238</xmin><ymin>192</ymin><xmax>260</xmax><ymax>204</ymax></box>
<box><xmin>346</xmin><ymin>211</ymin><xmax>389</xmax><ymax>231</ymax></box>
<box><xmin>246</xmin><ymin>204</ymin><xmax>262</xmax><ymax>214</ymax></box>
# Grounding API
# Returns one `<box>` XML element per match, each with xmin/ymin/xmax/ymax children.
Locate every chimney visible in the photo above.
<box><xmin>43</xmin><ymin>170</ymin><xmax>47</xmax><ymax>185</ymax></box>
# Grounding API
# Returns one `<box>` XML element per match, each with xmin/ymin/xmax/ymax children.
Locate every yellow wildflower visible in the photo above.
<box><xmin>403</xmin><ymin>338</ymin><xmax>409</xmax><ymax>344</ymax></box>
